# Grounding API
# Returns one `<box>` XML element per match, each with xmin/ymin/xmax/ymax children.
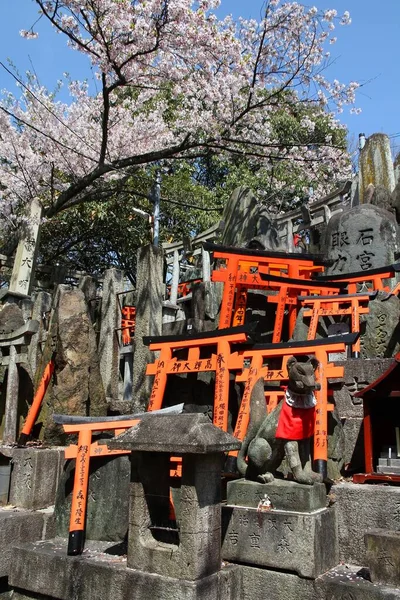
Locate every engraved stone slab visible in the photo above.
<box><xmin>222</xmin><ymin>505</ymin><xmax>338</xmax><ymax>579</ymax></box>
<box><xmin>324</xmin><ymin>204</ymin><xmax>400</xmax><ymax>276</ymax></box>
<box><xmin>365</xmin><ymin>529</ymin><xmax>400</xmax><ymax>587</ymax></box>
<box><xmin>9</xmin><ymin>447</ymin><xmax>64</xmax><ymax>510</ymax></box>
<box><xmin>226</xmin><ymin>479</ymin><xmax>326</xmax><ymax>513</ymax></box>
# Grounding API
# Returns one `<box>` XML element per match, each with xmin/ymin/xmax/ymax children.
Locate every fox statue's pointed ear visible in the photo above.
<box><xmin>286</xmin><ymin>356</ymin><xmax>297</xmax><ymax>369</ymax></box>
<box><xmin>309</xmin><ymin>356</ymin><xmax>319</xmax><ymax>371</ymax></box>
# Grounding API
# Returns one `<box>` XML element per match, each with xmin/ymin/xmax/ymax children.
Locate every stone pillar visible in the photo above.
<box><xmin>98</xmin><ymin>268</ymin><xmax>123</xmax><ymax>407</ymax></box>
<box><xmin>28</xmin><ymin>291</ymin><xmax>52</xmax><ymax>379</ymax></box>
<box><xmin>132</xmin><ymin>245</ymin><xmax>164</xmax><ymax>412</ymax></box>
<box><xmin>394</xmin><ymin>152</ymin><xmax>400</xmax><ymax>187</ymax></box>
<box><xmin>9</xmin><ymin>198</ymin><xmax>42</xmax><ymax>295</ymax></box>
<box><xmin>359</xmin><ymin>133</ymin><xmax>396</xmax><ymax>203</ymax></box>
<box><xmin>3</xmin><ymin>344</ymin><xmax>19</xmax><ymax>444</ymax></box>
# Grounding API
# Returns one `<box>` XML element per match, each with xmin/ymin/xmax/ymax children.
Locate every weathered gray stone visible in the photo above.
<box><xmin>360</xmin><ymin>293</ymin><xmax>400</xmax><ymax>359</ymax></box>
<box><xmin>332</xmin><ymin>359</ymin><xmax>393</xmax><ymax>419</ymax></box>
<box><xmin>365</xmin><ymin>529</ymin><xmax>400</xmax><ymax>587</ymax></box>
<box><xmin>221</xmin><ymin>186</ymin><xmax>282</xmax><ymax>250</ymax></box>
<box><xmin>392</xmin><ymin>181</ymin><xmax>400</xmax><ymax>224</ymax></box>
<box><xmin>359</xmin><ymin>134</ymin><xmax>396</xmax><ymax>203</ymax></box>
<box><xmin>9</xmin><ymin>448</ymin><xmax>64</xmax><ymax>510</ymax></box>
<box><xmin>9</xmin><ymin>540</ymin><xmax>242</xmax><ymax>600</ymax></box>
<box><xmin>99</xmin><ymin>268</ymin><xmax>123</xmax><ymax>409</ymax></box>
<box><xmin>226</xmin><ymin>479</ymin><xmax>326</xmax><ymax>512</ymax></box>
<box><xmin>78</xmin><ymin>275</ymin><xmax>97</xmax><ymax>322</ymax></box>
<box><xmin>332</xmin><ymin>483</ymin><xmax>400</xmax><ymax>564</ymax></box>
<box><xmin>42</xmin><ymin>287</ymin><xmax>107</xmax><ymax>444</ymax></box>
<box><xmin>321</xmin><ymin>563</ymin><xmax>400</xmax><ymax>599</ymax></box>
<box><xmin>341</xmin><ymin>417</ymin><xmax>364</xmax><ymax>470</ymax></box>
<box><xmin>324</xmin><ymin>204</ymin><xmax>400</xmax><ymax>276</ymax></box>
<box><xmin>0</xmin><ymin>508</ymin><xmax>55</xmax><ymax>577</ymax></box>
<box><xmin>366</xmin><ymin>184</ymin><xmax>397</xmax><ymax>215</ymax></box>
<box><xmin>55</xmin><ymin>454</ymin><xmax>130</xmax><ymax>542</ymax></box>
<box><xmin>222</xmin><ymin>505</ymin><xmax>338</xmax><ymax>579</ymax></box>
<box><xmin>27</xmin><ymin>291</ymin><xmax>52</xmax><ymax>380</ymax></box>
<box><xmin>132</xmin><ymin>245</ymin><xmax>164</xmax><ymax>413</ymax></box>
<box><xmin>241</xmin><ymin>565</ymin><xmax>319</xmax><ymax>600</ymax></box>
<box><xmin>0</xmin><ymin>305</ymin><xmax>25</xmax><ymax>335</ymax></box>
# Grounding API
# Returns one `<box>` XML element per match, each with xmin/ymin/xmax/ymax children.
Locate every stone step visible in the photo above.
<box><xmin>0</xmin><ymin>508</ymin><xmax>55</xmax><ymax>578</ymax></box>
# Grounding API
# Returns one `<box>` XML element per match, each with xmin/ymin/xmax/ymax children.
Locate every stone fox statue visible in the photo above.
<box><xmin>237</xmin><ymin>355</ymin><xmax>323</xmax><ymax>485</ymax></box>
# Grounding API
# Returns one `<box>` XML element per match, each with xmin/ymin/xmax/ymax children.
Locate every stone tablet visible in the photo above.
<box><xmin>324</xmin><ymin>204</ymin><xmax>400</xmax><ymax>276</ymax></box>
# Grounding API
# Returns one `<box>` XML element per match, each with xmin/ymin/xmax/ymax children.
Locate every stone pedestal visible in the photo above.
<box><xmin>222</xmin><ymin>504</ymin><xmax>337</xmax><ymax>579</ymax></box>
<box><xmin>227</xmin><ymin>479</ymin><xmax>326</xmax><ymax>512</ymax></box>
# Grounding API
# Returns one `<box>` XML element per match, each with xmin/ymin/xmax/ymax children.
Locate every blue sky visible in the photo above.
<box><xmin>0</xmin><ymin>0</ymin><xmax>399</xmax><ymax>154</ymax></box>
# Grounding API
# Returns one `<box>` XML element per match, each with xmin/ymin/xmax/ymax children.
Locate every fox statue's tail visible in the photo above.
<box><xmin>236</xmin><ymin>377</ymin><xmax>268</xmax><ymax>477</ymax></box>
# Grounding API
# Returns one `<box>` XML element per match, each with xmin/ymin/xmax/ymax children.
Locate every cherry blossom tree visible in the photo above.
<box><xmin>0</xmin><ymin>0</ymin><xmax>357</xmax><ymax>241</ymax></box>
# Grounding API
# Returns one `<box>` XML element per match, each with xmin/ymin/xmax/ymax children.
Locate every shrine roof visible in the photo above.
<box><xmin>104</xmin><ymin>413</ymin><xmax>241</xmax><ymax>454</ymax></box>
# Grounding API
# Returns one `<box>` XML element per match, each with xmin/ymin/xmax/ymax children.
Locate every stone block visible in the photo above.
<box><xmin>0</xmin><ymin>508</ymin><xmax>55</xmax><ymax>577</ymax></box>
<box><xmin>9</xmin><ymin>540</ymin><xmax>242</xmax><ymax>600</ymax></box>
<box><xmin>321</xmin><ymin>564</ymin><xmax>400</xmax><ymax>599</ymax></box>
<box><xmin>241</xmin><ymin>565</ymin><xmax>320</xmax><ymax>600</ymax></box>
<box><xmin>222</xmin><ymin>505</ymin><xmax>338</xmax><ymax>579</ymax></box>
<box><xmin>332</xmin><ymin>482</ymin><xmax>400</xmax><ymax>565</ymax></box>
<box><xmin>132</xmin><ymin>245</ymin><xmax>164</xmax><ymax>413</ymax></box>
<box><xmin>226</xmin><ymin>479</ymin><xmax>326</xmax><ymax>512</ymax></box>
<box><xmin>365</xmin><ymin>529</ymin><xmax>400</xmax><ymax>587</ymax></box>
<box><xmin>9</xmin><ymin>448</ymin><xmax>64</xmax><ymax>510</ymax></box>
<box><xmin>55</xmin><ymin>454</ymin><xmax>130</xmax><ymax>542</ymax></box>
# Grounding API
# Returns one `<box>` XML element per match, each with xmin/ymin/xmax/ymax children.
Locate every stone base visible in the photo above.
<box><xmin>0</xmin><ymin>508</ymin><xmax>55</xmax><ymax>578</ymax></box>
<box><xmin>365</xmin><ymin>529</ymin><xmax>400</xmax><ymax>587</ymax></box>
<box><xmin>9</xmin><ymin>539</ymin><xmax>241</xmax><ymax>600</ymax></box>
<box><xmin>8</xmin><ymin>447</ymin><xmax>64</xmax><ymax>510</ymax></box>
<box><xmin>227</xmin><ymin>479</ymin><xmax>327</xmax><ymax>512</ymax></box>
<box><xmin>332</xmin><ymin>482</ymin><xmax>400</xmax><ymax>565</ymax></box>
<box><xmin>222</xmin><ymin>505</ymin><xmax>338</xmax><ymax>579</ymax></box>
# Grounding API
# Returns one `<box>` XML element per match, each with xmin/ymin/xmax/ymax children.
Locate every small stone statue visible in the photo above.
<box><xmin>237</xmin><ymin>355</ymin><xmax>323</xmax><ymax>485</ymax></box>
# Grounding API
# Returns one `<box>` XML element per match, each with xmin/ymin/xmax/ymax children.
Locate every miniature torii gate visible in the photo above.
<box><xmin>144</xmin><ymin>325</ymin><xmax>255</xmax><ymax>430</ymax></box>
<box><xmin>205</xmin><ymin>242</ymin><xmax>329</xmax><ymax>331</ymax></box>
<box><xmin>298</xmin><ymin>292</ymin><xmax>377</xmax><ymax>356</ymax></box>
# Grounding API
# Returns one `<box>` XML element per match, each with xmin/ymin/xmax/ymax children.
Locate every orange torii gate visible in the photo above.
<box><xmin>312</xmin><ymin>263</ymin><xmax>400</xmax><ymax>294</ymax></box>
<box><xmin>232</xmin><ymin>334</ymin><xmax>358</xmax><ymax>479</ymax></box>
<box><xmin>204</xmin><ymin>242</ymin><xmax>329</xmax><ymax>330</ymax></box>
<box><xmin>144</xmin><ymin>325</ymin><xmax>256</xmax><ymax>430</ymax></box>
<box><xmin>257</xmin><ymin>273</ymin><xmax>345</xmax><ymax>342</ymax></box>
<box><xmin>298</xmin><ymin>292</ymin><xmax>377</xmax><ymax>356</ymax></box>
